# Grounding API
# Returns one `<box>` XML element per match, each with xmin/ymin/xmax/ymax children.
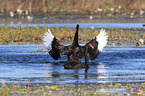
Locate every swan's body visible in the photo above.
<box><xmin>43</xmin><ymin>24</ymin><xmax>108</xmax><ymax>69</ymax></box>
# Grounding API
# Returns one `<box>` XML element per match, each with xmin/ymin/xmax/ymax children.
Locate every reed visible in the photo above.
<box><xmin>0</xmin><ymin>0</ymin><xmax>145</xmax><ymax>15</ymax></box>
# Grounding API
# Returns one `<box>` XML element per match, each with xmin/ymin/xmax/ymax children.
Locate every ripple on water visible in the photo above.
<box><xmin>0</xmin><ymin>45</ymin><xmax>145</xmax><ymax>85</ymax></box>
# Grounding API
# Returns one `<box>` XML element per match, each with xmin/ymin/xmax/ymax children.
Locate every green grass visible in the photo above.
<box><xmin>0</xmin><ymin>26</ymin><xmax>145</xmax><ymax>45</ymax></box>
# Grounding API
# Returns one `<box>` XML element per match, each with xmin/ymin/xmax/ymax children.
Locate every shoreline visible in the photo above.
<box><xmin>0</xmin><ymin>41</ymin><xmax>144</xmax><ymax>48</ymax></box>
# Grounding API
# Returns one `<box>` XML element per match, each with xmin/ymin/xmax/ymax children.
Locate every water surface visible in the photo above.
<box><xmin>1</xmin><ymin>23</ymin><xmax>145</xmax><ymax>28</ymax></box>
<box><xmin>1</xmin><ymin>14</ymin><xmax>145</xmax><ymax>28</ymax></box>
<box><xmin>0</xmin><ymin>45</ymin><xmax>145</xmax><ymax>85</ymax></box>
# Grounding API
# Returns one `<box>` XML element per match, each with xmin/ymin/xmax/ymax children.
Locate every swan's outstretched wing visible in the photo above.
<box><xmin>85</xmin><ymin>29</ymin><xmax>108</xmax><ymax>61</ymax></box>
<box><xmin>43</xmin><ymin>24</ymin><xmax>80</xmax><ymax>60</ymax></box>
<box><xmin>43</xmin><ymin>29</ymin><xmax>54</xmax><ymax>49</ymax></box>
<box><xmin>43</xmin><ymin>29</ymin><xmax>68</xmax><ymax>60</ymax></box>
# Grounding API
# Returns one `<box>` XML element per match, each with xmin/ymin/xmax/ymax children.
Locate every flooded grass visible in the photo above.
<box><xmin>0</xmin><ymin>26</ymin><xmax>145</xmax><ymax>46</ymax></box>
<box><xmin>1</xmin><ymin>81</ymin><xmax>145</xmax><ymax>96</ymax></box>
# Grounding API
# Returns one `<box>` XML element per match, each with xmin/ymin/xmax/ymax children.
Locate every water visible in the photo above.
<box><xmin>1</xmin><ymin>45</ymin><xmax>145</xmax><ymax>85</ymax></box>
<box><xmin>1</xmin><ymin>14</ymin><xmax>145</xmax><ymax>28</ymax></box>
<box><xmin>1</xmin><ymin>23</ymin><xmax>145</xmax><ymax>28</ymax></box>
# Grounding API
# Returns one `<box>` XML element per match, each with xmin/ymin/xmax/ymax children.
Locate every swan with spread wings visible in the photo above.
<box><xmin>43</xmin><ymin>24</ymin><xmax>108</xmax><ymax>69</ymax></box>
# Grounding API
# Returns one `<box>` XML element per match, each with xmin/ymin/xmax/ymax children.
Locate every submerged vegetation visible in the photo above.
<box><xmin>1</xmin><ymin>80</ymin><xmax>145</xmax><ymax>95</ymax></box>
<box><xmin>0</xmin><ymin>26</ymin><xmax>145</xmax><ymax>45</ymax></box>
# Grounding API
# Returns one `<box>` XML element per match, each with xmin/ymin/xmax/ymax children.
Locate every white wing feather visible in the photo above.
<box><xmin>96</xmin><ymin>29</ymin><xmax>108</xmax><ymax>52</ymax></box>
<box><xmin>43</xmin><ymin>29</ymin><xmax>54</xmax><ymax>48</ymax></box>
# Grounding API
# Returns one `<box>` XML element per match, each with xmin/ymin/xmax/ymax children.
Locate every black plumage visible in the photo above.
<box><xmin>43</xmin><ymin>24</ymin><xmax>108</xmax><ymax>69</ymax></box>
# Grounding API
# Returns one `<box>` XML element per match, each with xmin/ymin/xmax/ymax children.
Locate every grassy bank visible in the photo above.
<box><xmin>0</xmin><ymin>26</ymin><xmax>145</xmax><ymax>45</ymax></box>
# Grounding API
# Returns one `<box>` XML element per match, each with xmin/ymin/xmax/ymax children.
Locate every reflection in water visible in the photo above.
<box><xmin>44</xmin><ymin>63</ymin><xmax>53</xmax><ymax>84</ymax></box>
<box><xmin>44</xmin><ymin>62</ymin><xmax>89</xmax><ymax>85</ymax></box>
<box><xmin>1</xmin><ymin>14</ymin><xmax>145</xmax><ymax>25</ymax></box>
<box><xmin>73</xmin><ymin>69</ymin><xmax>79</xmax><ymax>79</ymax></box>
<box><xmin>43</xmin><ymin>62</ymin><xmax>109</xmax><ymax>85</ymax></box>
<box><xmin>97</xmin><ymin>63</ymin><xmax>108</xmax><ymax>84</ymax></box>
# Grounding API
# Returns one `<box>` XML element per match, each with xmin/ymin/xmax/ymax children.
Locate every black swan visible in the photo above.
<box><xmin>43</xmin><ymin>24</ymin><xmax>108</xmax><ymax>69</ymax></box>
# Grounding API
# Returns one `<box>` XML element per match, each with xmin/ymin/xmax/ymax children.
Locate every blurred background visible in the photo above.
<box><xmin>0</xmin><ymin>0</ymin><xmax>145</xmax><ymax>15</ymax></box>
<box><xmin>0</xmin><ymin>0</ymin><xmax>145</xmax><ymax>24</ymax></box>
